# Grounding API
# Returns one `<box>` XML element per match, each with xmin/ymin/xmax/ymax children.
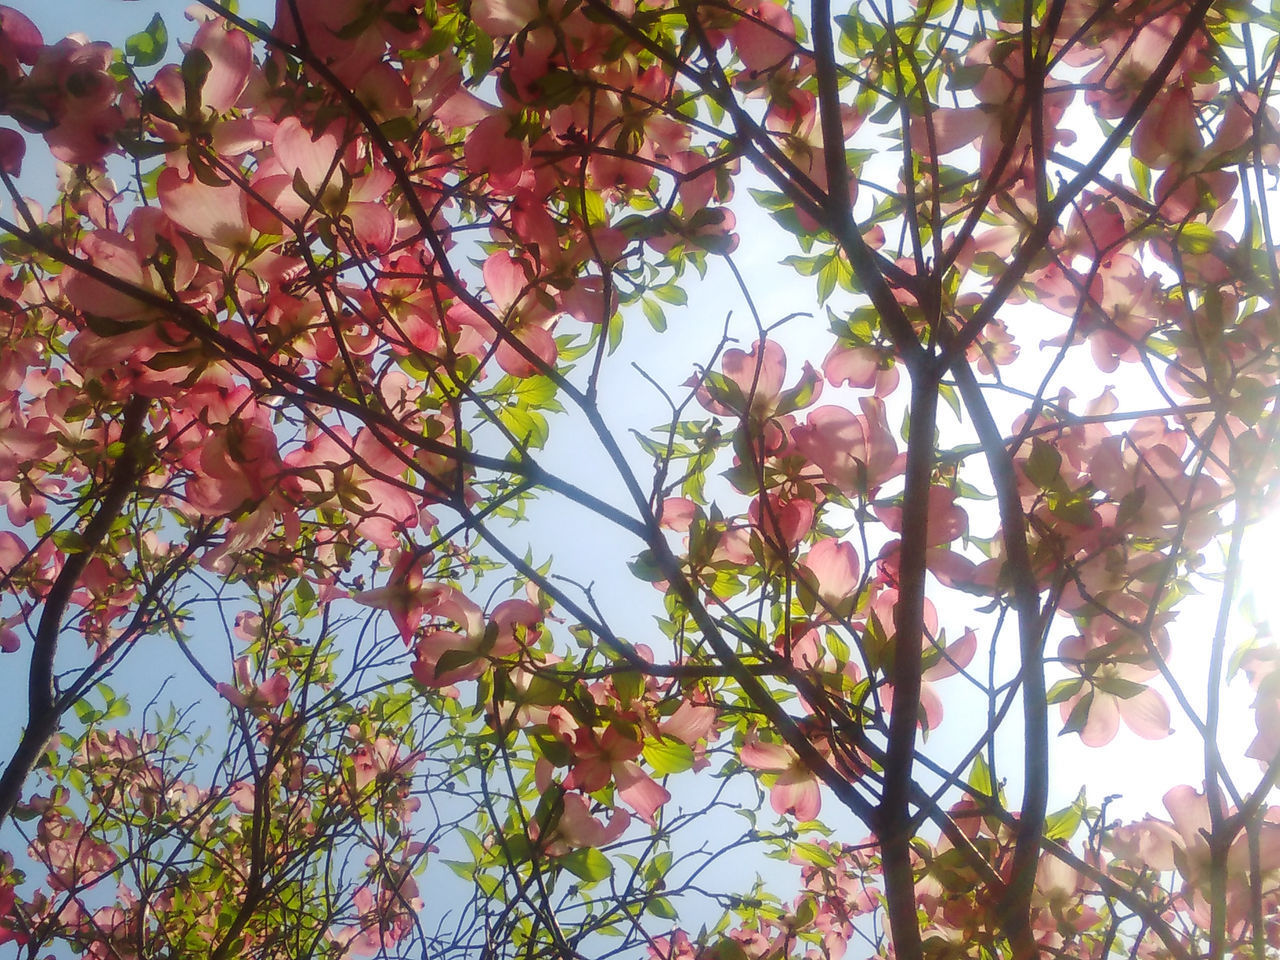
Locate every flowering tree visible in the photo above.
<box><xmin>1</xmin><ymin>0</ymin><xmax>1279</xmax><ymax>957</ymax></box>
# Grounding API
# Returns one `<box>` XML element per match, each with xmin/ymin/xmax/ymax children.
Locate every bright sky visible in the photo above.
<box><xmin>22</xmin><ymin>0</ymin><xmax>270</xmax><ymax>43</ymax></box>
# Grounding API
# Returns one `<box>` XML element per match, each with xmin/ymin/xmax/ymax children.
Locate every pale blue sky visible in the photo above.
<box><xmin>20</xmin><ymin>1</ymin><xmax>268</xmax><ymax>47</ymax></box>
<box><xmin>23</xmin><ymin>1</ymin><xmax>219</xmax><ymax>48</ymax></box>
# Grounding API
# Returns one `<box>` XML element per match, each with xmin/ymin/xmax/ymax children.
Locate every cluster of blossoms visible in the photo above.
<box><xmin>0</xmin><ymin>0</ymin><xmax>1279</xmax><ymax>958</ymax></box>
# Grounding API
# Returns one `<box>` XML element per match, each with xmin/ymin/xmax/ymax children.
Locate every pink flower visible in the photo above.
<box><xmin>549</xmin><ymin>710</ymin><xmax>671</xmax><ymax>825</ymax></box>
<box><xmin>216</xmin><ymin>656</ymin><xmax>289</xmax><ymax>711</ymax></box>
<box><xmin>157</xmin><ymin>167</ymin><xmax>252</xmax><ymax>254</ymax></box>
<box><xmin>823</xmin><ymin>342</ymin><xmax>899</xmax><ymax>397</ymax></box>
<box><xmin>349</xmin><ymin>736</ymin><xmax>422</xmax><ymax>792</ymax></box>
<box><xmin>648</xmin><ymin>930</ymin><xmax>698</xmax><ymax>960</ymax></box>
<box><xmin>1056</xmin><ymin>621</ymin><xmax>1171</xmax><ymax>747</ymax></box>
<box><xmin>791</xmin><ymin>399</ymin><xmax>902</xmax><ymax>494</ymax></box>
<box><xmin>731</xmin><ymin>3</ymin><xmax>797</xmax><ymax>73</ymax></box>
<box><xmin>22</xmin><ymin>37</ymin><xmax>123</xmax><ymax>164</ymax></box>
<box><xmin>353</xmin><ymin>552</ymin><xmax>448</xmax><ymax>642</ymax></box>
<box><xmin>798</xmin><ymin>537</ymin><xmax>861</xmax><ymax>618</ymax></box>
<box><xmin>470</xmin><ymin>0</ymin><xmax>542</xmax><ymax>37</ymax></box>
<box><xmin>740</xmin><ymin>732</ymin><xmax>821</xmax><ymax>821</ymax></box>
<box><xmin>410</xmin><ymin>596</ymin><xmax>542</xmax><ymax>690</ymax></box>
<box><xmin>1110</xmin><ymin>786</ymin><xmax>1280</xmax><ymax>933</ymax></box>
<box><xmin>546</xmin><ymin>791</ymin><xmax>630</xmax><ymax>852</ymax></box>
<box><xmin>33</xmin><ymin>815</ymin><xmax>117</xmax><ymax>891</ymax></box>
<box><xmin>252</xmin><ymin>117</ymin><xmax>396</xmax><ymax>251</ymax></box>
<box><xmin>0</xmin><ymin>617</ymin><xmax>18</xmax><ymax>654</ymax></box>
<box><xmin>874</xmin><ymin>485</ymin><xmax>968</xmax><ymax>547</ymax></box>
<box><xmin>695</xmin><ymin>339</ymin><xmax>822</xmax><ymax>421</ymax></box>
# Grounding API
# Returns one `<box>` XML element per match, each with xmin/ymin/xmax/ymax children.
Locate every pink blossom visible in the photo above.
<box><xmin>216</xmin><ymin>656</ymin><xmax>290</xmax><ymax>711</ymax></box>
<box><xmin>353</xmin><ymin>551</ymin><xmax>444</xmax><ymax>642</ymax></box>
<box><xmin>798</xmin><ymin>537</ymin><xmax>861</xmax><ymax>618</ymax></box>
<box><xmin>549</xmin><ymin>710</ymin><xmax>671</xmax><ymax>825</ymax></box>
<box><xmin>549</xmin><ymin>791</ymin><xmax>631</xmax><ymax>851</ymax></box>
<box><xmin>1057</xmin><ymin>623</ymin><xmax>1171</xmax><ymax>747</ymax></box>
<box><xmin>740</xmin><ymin>732</ymin><xmax>821</xmax><ymax>821</ymax></box>
<box><xmin>791</xmin><ymin>399</ymin><xmax>902</xmax><ymax>494</ymax></box>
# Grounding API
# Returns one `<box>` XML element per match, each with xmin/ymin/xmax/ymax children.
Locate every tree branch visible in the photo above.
<box><xmin>0</xmin><ymin>395</ymin><xmax>149</xmax><ymax>828</ymax></box>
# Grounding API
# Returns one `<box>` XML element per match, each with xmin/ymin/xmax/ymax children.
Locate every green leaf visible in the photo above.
<box><xmin>1024</xmin><ymin>438</ymin><xmax>1062</xmax><ymax>491</ymax></box>
<box><xmin>1045</xmin><ymin>677</ymin><xmax>1085</xmax><ymax>704</ymax></box>
<box><xmin>647</xmin><ymin>896</ymin><xmax>678</xmax><ymax>919</ymax></box>
<box><xmin>496</xmin><ymin>405</ymin><xmax>550</xmax><ymax>448</ymax></box>
<box><xmin>713</xmin><ymin>938</ymin><xmax>751</xmax><ymax>960</ymax></box>
<box><xmin>937</xmin><ymin>382</ymin><xmax>962</xmax><ymax>421</ymax></box>
<box><xmin>1093</xmin><ymin>675</ymin><xmax>1148</xmax><ymax>699</ymax></box>
<box><xmin>780</xmin><ymin>254</ymin><xmax>823</xmax><ymax>276</ymax></box>
<box><xmin>180</xmin><ymin>48</ymin><xmax>212</xmax><ymax>116</ymax></box>
<box><xmin>747</xmin><ymin>188</ymin><xmax>790</xmax><ymax>211</ymax></box>
<box><xmin>1130</xmin><ymin>156</ymin><xmax>1152</xmax><ymax>199</ymax></box>
<box><xmin>653</xmin><ymin>284</ymin><xmax>688</xmax><ymax>306</ymax></box>
<box><xmin>1177</xmin><ymin>222</ymin><xmax>1217</xmax><ymax>255</ymax></box>
<box><xmin>103</xmin><ymin>690</ymin><xmax>131</xmax><ymax>720</ymax></box>
<box><xmin>613</xmin><ymin>671</ymin><xmax>644</xmax><ymax>707</ymax></box>
<box><xmin>607</xmin><ymin>310</ymin><xmax>624</xmax><ymax>354</ymax></box>
<box><xmin>561</xmin><ymin>847</ymin><xmax>611</xmax><ymax>883</ymax></box>
<box><xmin>126</xmin><ymin>14</ymin><xmax>168</xmax><ymax>67</ymax></box>
<box><xmin>834</xmin><ymin>14</ymin><xmax>863</xmax><ymax>55</ymax></box>
<box><xmin>1115</xmin><ymin>488</ymin><xmax>1147</xmax><ymax>527</ymax></box>
<box><xmin>531</xmin><ymin>734</ymin><xmax>572</xmax><ymax>766</ymax></box>
<box><xmin>967</xmin><ymin>754</ymin><xmax>994</xmax><ymax>798</ymax></box>
<box><xmin>642</xmin><ymin>298</ymin><xmax>667</xmax><ymax>332</ymax></box>
<box><xmin>1044</xmin><ymin>788</ymin><xmax>1086</xmax><ymax>841</ymax></box>
<box><xmin>628</xmin><ymin>549</ymin><xmax>665</xmax><ymax>582</ymax></box>
<box><xmin>295</xmin><ymin>576</ymin><xmax>316</xmax><ymax>615</ymax></box>
<box><xmin>433</xmin><ymin>647</ymin><xmax>480</xmax><ymax>680</ymax></box>
<box><xmin>642</xmin><ymin>736</ymin><xmax>695</xmax><ymax>775</ymax></box>
<box><xmin>379</xmin><ymin>115</ymin><xmax>418</xmax><ymax>142</ymax></box>
<box><xmin>1049</xmin><ymin>492</ymin><xmax>1096</xmax><ymax>527</ymax></box>
<box><xmin>791</xmin><ymin>841</ymin><xmax>837</xmax><ymax>868</ymax></box>
<box><xmin>1060</xmin><ymin>691</ymin><xmax>1094</xmax><ymax>736</ymax></box>
<box><xmin>51</xmin><ymin>530</ymin><xmax>88</xmax><ymax>554</ymax></box>
<box><xmin>502</xmin><ymin>833</ymin><xmax>532</xmax><ymax>863</ymax></box>
<box><xmin>817</xmin><ymin>255</ymin><xmax>840</xmax><ymax>303</ymax></box>
<box><xmin>469</xmin><ymin>29</ymin><xmax>494</xmax><ymax>80</ymax></box>
<box><xmin>775</xmin><ymin>376</ymin><xmax>819</xmax><ymax>416</ymax></box>
<box><xmin>504</xmin><ymin>373</ymin><xmax>560</xmax><ymax>410</ymax></box>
